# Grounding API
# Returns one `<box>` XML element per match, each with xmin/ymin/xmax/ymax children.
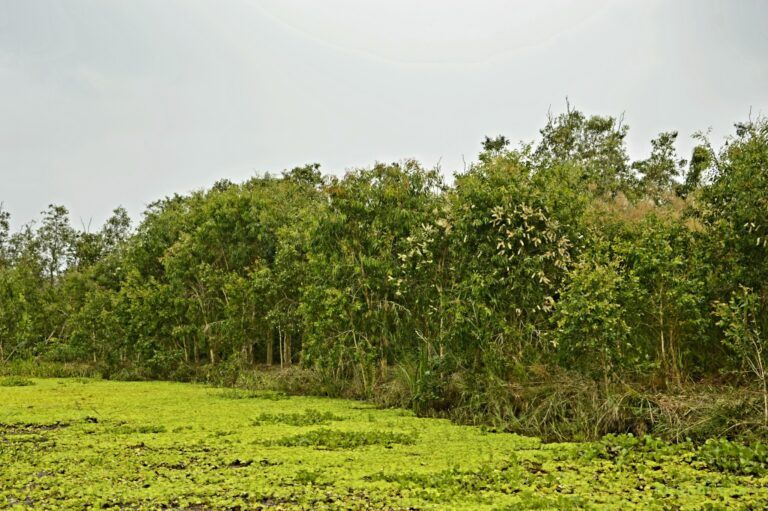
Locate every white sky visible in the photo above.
<box><xmin>1</xmin><ymin>0</ymin><xmax>767</xmax><ymax>230</ymax></box>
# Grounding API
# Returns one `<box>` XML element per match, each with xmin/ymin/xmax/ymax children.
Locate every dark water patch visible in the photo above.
<box><xmin>227</xmin><ymin>458</ymin><xmax>253</xmax><ymax>468</ymax></box>
<box><xmin>0</xmin><ymin>421</ymin><xmax>68</xmax><ymax>434</ymax></box>
<box><xmin>112</xmin><ymin>424</ymin><xmax>167</xmax><ymax>435</ymax></box>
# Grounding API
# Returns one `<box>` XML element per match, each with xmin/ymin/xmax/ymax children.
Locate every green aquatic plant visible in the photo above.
<box><xmin>3</xmin><ymin>378</ymin><xmax>768</xmax><ymax>510</ymax></box>
<box><xmin>0</xmin><ymin>376</ymin><xmax>34</xmax><ymax>387</ymax></box>
<box><xmin>697</xmin><ymin>438</ymin><xmax>768</xmax><ymax>476</ymax></box>
<box><xmin>270</xmin><ymin>428</ymin><xmax>416</xmax><ymax>450</ymax></box>
<box><xmin>252</xmin><ymin>408</ymin><xmax>344</xmax><ymax>426</ymax></box>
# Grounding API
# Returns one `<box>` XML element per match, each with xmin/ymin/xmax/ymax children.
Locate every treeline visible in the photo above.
<box><xmin>2</xmin><ymin>109</ymin><xmax>767</xmax><ymax>438</ymax></box>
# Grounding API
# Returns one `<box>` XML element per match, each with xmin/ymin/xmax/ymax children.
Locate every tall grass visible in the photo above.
<box><xmin>5</xmin><ymin>358</ymin><xmax>766</xmax><ymax>442</ymax></box>
<box><xmin>0</xmin><ymin>359</ymin><xmax>102</xmax><ymax>379</ymax></box>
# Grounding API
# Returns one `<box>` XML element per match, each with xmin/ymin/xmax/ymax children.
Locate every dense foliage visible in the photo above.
<box><xmin>2</xmin><ymin>109</ymin><xmax>767</xmax><ymax>438</ymax></box>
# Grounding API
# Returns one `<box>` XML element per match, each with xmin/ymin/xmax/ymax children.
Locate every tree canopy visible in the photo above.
<box><xmin>2</xmin><ymin>109</ymin><xmax>767</xmax><ymax>429</ymax></box>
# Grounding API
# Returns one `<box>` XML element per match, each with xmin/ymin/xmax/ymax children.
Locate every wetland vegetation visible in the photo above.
<box><xmin>3</xmin><ymin>379</ymin><xmax>768</xmax><ymax>510</ymax></box>
<box><xmin>2</xmin><ymin>109</ymin><xmax>768</xmax><ymax>507</ymax></box>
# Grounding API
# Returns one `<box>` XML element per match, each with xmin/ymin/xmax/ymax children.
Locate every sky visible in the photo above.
<box><xmin>1</xmin><ymin>0</ymin><xmax>767</xmax><ymax>230</ymax></box>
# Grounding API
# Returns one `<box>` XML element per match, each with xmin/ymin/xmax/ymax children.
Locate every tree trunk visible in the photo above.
<box><xmin>659</xmin><ymin>299</ymin><xmax>666</xmax><ymax>367</ymax></box>
<box><xmin>283</xmin><ymin>333</ymin><xmax>292</xmax><ymax>367</ymax></box>
<box><xmin>669</xmin><ymin>325</ymin><xmax>681</xmax><ymax>386</ymax></box>
<box><xmin>756</xmin><ymin>343</ymin><xmax>768</xmax><ymax>426</ymax></box>
<box><xmin>762</xmin><ymin>375</ymin><xmax>768</xmax><ymax>427</ymax></box>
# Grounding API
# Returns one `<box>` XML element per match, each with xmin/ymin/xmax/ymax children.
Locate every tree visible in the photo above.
<box><xmin>37</xmin><ymin>204</ymin><xmax>75</xmax><ymax>283</ymax></box>
<box><xmin>553</xmin><ymin>251</ymin><xmax>642</xmax><ymax>388</ymax></box>
<box><xmin>699</xmin><ymin>118</ymin><xmax>768</xmax><ymax>300</ymax></box>
<box><xmin>678</xmin><ymin>145</ymin><xmax>712</xmax><ymax>197</ymax></box>
<box><xmin>0</xmin><ymin>205</ymin><xmax>9</xmax><ymax>267</ymax></box>
<box><xmin>533</xmin><ymin>106</ymin><xmax>632</xmax><ymax>196</ymax></box>
<box><xmin>283</xmin><ymin>163</ymin><xmax>323</xmax><ymax>188</ymax></box>
<box><xmin>101</xmin><ymin>207</ymin><xmax>132</xmax><ymax>253</ymax></box>
<box><xmin>479</xmin><ymin>135</ymin><xmax>510</xmax><ymax>163</ymax></box>
<box><xmin>301</xmin><ymin>161</ymin><xmax>442</xmax><ymax>391</ymax></box>
<box><xmin>609</xmin><ymin>213</ymin><xmax>707</xmax><ymax>384</ymax></box>
<box><xmin>0</xmin><ymin>266</ymin><xmax>36</xmax><ymax>361</ymax></box>
<box><xmin>715</xmin><ymin>286</ymin><xmax>768</xmax><ymax>425</ymax></box>
<box><xmin>633</xmin><ymin>131</ymin><xmax>685</xmax><ymax>201</ymax></box>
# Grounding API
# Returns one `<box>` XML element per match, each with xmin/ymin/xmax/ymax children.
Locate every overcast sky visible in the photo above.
<box><xmin>1</xmin><ymin>1</ymin><xmax>767</xmax><ymax>230</ymax></box>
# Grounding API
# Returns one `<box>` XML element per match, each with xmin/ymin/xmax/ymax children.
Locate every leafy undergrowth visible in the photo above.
<box><xmin>2</xmin><ymin>379</ymin><xmax>768</xmax><ymax>510</ymax></box>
